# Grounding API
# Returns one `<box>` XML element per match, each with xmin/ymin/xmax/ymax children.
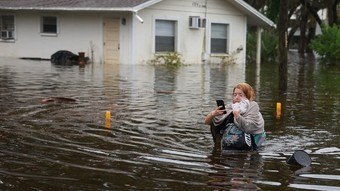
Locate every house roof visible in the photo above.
<box><xmin>0</xmin><ymin>0</ymin><xmax>157</xmax><ymax>11</ymax></box>
<box><xmin>0</xmin><ymin>0</ymin><xmax>275</xmax><ymax>27</ymax></box>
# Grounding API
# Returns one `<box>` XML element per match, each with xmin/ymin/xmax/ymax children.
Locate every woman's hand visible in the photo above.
<box><xmin>233</xmin><ymin>110</ymin><xmax>240</xmax><ymax>119</ymax></box>
<box><xmin>204</xmin><ymin>106</ymin><xmax>226</xmax><ymax>125</ymax></box>
<box><xmin>212</xmin><ymin>106</ymin><xmax>226</xmax><ymax>116</ymax></box>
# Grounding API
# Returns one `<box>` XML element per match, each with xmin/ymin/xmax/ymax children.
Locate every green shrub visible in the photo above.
<box><xmin>261</xmin><ymin>29</ymin><xmax>278</xmax><ymax>61</ymax></box>
<box><xmin>310</xmin><ymin>24</ymin><xmax>340</xmax><ymax>64</ymax></box>
<box><xmin>246</xmin><ymin>29</ymin><xmax>257</xmax><ymax>63</ymax></box>
<box><xmin>246</xmin><ymin>28</ymin><xmax>278</xmax><ymax>63</ymax></box>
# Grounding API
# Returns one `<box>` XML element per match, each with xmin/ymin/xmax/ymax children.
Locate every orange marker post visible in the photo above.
<box><xmin>276</xmin><ymin>102</ymin><xmax>281</xmax><ymax>118</ymax></box>
<box><xmin>105</xmin><ymin>111</ymin><xmax>111</xmax><ymax>120</ymax></box>
<box><xmin>105</xmin><ymin>111</ymin><xmax>111</xmax><ymax>128</ymax></box>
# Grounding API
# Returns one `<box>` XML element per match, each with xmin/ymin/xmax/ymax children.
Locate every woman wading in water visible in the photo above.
<box><xmin>204</xmin><ymin>83</ymin><xmax>265</xmax><ymax>150</ymax></box>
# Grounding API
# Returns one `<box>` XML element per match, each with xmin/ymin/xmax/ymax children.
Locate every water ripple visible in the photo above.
<box><xmin>1</xmin><ymin>57</ymin><xmax>340</xmax><ymax>190</ymax></box>
<box><xmin>289</xmin><ymin>184</ymin><xmax>340</xmax><ymax>191</ymax></box>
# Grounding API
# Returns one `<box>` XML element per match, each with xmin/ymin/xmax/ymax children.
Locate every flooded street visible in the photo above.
<box><xmin>0</xmin><ymin>53</ymin><xmax>339</xmax><ymax>190</ymax></box>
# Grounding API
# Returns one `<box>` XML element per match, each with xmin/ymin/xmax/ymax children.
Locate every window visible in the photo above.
<box><xmin>155</xmin><ymin>20</ymin><xmax>175</xmax><ymax>52</ymax></box>
<box><xmin>0</xmin><ymin>15</ymin><xmax>15</xmax><ymax>40</ymax></box>
<box><xmin>211</xmin><ymin>23</ymin><xmax>229</xmax><ymax>53</ymax></box>
<box><xmin>41</xmin><ymin>16</ymin><xmax>57</xmax><ymax>34</ymax></box>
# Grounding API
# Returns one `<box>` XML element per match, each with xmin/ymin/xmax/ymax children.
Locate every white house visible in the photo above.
<box><xmin>0</xmin><ymin>0</ymin><xmax>274</xmax><ymax>65</ymax></box>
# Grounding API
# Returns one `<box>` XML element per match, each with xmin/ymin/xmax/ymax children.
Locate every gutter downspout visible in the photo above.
<box><xmin>133</xmin><ymin>11</ymin><xmax>144</xmax><ymax>23</ymax></box>
<box><xmin>131</xmin><ymin>11</ymin><xmax>144</xmax><ymax>64</ymax></box>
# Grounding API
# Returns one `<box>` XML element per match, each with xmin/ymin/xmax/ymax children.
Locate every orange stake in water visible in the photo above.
<box><xmin>105</xmin><ymin>111</ymin><xmax>111</xmax><ymax>120</ymax></box>
<box><xmin>105</xmin><ymin>111</ymin><xmax>111</xmax><ymax>128</ymax></box>
<box><xmin>276</xmin><ymin>102</ymin><xmax>281</xmax><ymax>118</ymax></box>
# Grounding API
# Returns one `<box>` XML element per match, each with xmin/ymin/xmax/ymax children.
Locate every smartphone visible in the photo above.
<box><xmin>216</xmin><ymin>100</ymin><xmax>227</xmax><ymax>114</ymax></box>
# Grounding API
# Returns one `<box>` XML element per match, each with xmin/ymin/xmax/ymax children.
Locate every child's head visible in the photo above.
<box><xmin>233</xmin><ymin>83</ymin><xmax>255</xmax><ymax>102</ymax></box>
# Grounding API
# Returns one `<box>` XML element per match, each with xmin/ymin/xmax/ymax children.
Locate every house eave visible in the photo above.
<box><xmin>231</xmin><ymin>0</ymin><xmax>276</xmax><ymax>28</ymax></box>
<box><xmin>132</xmin><ymin>0</ymin><xmax>163</xmax><ymax>12</ymax></box>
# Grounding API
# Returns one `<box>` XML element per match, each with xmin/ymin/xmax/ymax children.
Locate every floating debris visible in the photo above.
<box><xmin>41</xmin><ymin>97</ymin><xmax>76</xmax><ymax>103</ymax></box>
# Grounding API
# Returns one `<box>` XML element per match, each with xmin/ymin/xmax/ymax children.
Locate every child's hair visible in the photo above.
<box><xmin>233</xmin><ymin>83</ymin><xmax>255</xmax><ymax>101</ymax></box>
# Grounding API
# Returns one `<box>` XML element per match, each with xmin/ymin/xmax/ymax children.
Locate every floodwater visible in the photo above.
<box><xmin>0</xmin><ymin>52</ymin><xmax>339</xmax><ymax>191</ymax></box>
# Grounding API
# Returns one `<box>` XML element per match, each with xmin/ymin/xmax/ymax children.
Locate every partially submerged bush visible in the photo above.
<box><xmin>219</xmin><ymin>50</ymin><xmax>238</xmax><ymax>64</ymax></box>
<box><xmin>148</xmin><ymin>52</ymin><xmax>184</xmax><ymax>67</ymax></box>
<box><xmin>310</xmin><ymin>24</ymin><xmax>340</xmax><ymax>64</ymax></box>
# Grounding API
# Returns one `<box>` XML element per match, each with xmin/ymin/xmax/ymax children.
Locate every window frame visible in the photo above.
<box><xmin>210</xmin><ymin>23</ymin><xmax>230</xmax><ymax>54</ymax></box>
<box><xmin>0</xmin><ymin>15</ymin><xmax>15</xmax><ymax>41</ymax></box>
<box><xmin>155</xmin><ymin>19</ymin><xmax>176</xmax><ymax>53</ymax></box>
<box><xmin>152</xmin><ymin>17</ymin><xmax>180</xmax><ymax>54</ymax></box>
<box><xmin>40</xmin><ymin>16</ymin><xmax>58</xmax><ymax>36</ymax></box>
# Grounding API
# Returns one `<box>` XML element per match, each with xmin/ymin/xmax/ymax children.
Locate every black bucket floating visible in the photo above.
<box><xmin>286</xmin><ymin>150</ymin><xmax>311</xmax><ymax>167</ymax></box>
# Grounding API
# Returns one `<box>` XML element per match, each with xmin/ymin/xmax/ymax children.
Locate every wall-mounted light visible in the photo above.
<box><xmin>122</xmin><ymin>18</ymin><xmax>126</xmax><ymax>25</ymax></box>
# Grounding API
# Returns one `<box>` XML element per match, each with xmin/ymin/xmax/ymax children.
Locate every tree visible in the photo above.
<box><xmin>299</xmin><ymin>0</ymin><xmax>309</xmax><ymax>53</ymax></box>
<box><xmin>244</xmin><ymin>0</ymin><xmax>337</xmax><ymax>62</ymax></box>
<box><xmin>327</xmin><ymin>0</ymin><xmax>339</xmax><ymax>26</ymax></box>
<box><xmin>297</xmin><ymin>0</ymin><xmax>324</xmax><ymax>54</ymax></box>
<box><xmin>278</xmin><ymin>0</ymin><xmax>289</xmax><ymax>92</ymax></box>
<box><xmin>295</xmin><ymin>0</ymin><xmax>339</xmax><ymax>54</ymax></box>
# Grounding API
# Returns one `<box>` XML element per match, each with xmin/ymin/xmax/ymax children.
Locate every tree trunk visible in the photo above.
<box><xmin>288</xmin><ymin>24</ymin><xmax>298</xmax><ymax>48</ymax></box>
<box><xmin>306</xmin><ymin>26</ymin><xmax>316</xmax><ymax>53</ymax></box>
<box><xmin>300</xmin><ymin>0</ymin><xmax>322</xmax><ymax>26</ymax></box>
<box><xmin>327</xmin><ymin>0</ymin><xmax>339</xmax><ymax>26</ymax></box>
<box><xmin>299</xmin><ymin>4</ymin><xmax>308</xmax><ymax>54</ymax></box>
<box><xmin>278</xmin><ymin>0</ymin><xmax>288</xmax><ymax>93</ymax></box>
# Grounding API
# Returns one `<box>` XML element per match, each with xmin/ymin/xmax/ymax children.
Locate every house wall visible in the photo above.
<box><xmin>1</xmin><ymin>0</ymin><xmax>249</xmax><ymax>67</ymax></box>
<box><xmin>0</xmin><ymin>11</ymin><xmax>100</xmax><ymax>61</ymax></box>
<box><xmin>0</xmin><ymin>11</ymin><xmax>133</xmax><ymax>64</ymax></box>
<box><xmin>120</xmin><ymin>13</ymin><xmax>133</xmax><ymax>64</ymax></box>
<box><xmin>133</xmin><ymin>0</ymin><xmax>247</xmax><ymax>65</ymax></box>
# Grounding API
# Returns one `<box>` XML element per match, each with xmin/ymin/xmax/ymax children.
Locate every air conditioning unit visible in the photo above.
<box><xmin>1</xmin><ymin>30</ymin><xmax>14</xmax><ymax>39</ymax></box>
<box><xmin>189</xmin><ymin>16</ymin><xmax>200</xmax><ymax>29</ymax></box>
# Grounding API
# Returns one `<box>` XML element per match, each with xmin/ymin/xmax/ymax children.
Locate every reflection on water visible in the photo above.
<box><xmin>0</xmin><ymin>53</ymin><xmax>339</xmax><ymax>190</ymax></box>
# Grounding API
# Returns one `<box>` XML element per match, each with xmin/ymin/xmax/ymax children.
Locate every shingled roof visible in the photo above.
<box><xmin>0</xmin><ymin>0</ymin><xmax>154</xmax><ymax>10</ymax></box>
